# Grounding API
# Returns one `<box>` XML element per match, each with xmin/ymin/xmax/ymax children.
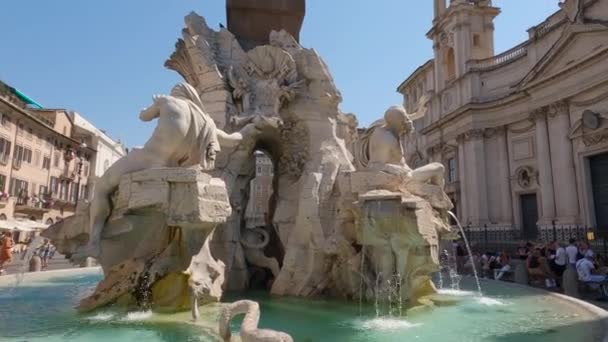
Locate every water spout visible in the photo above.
<box><xmin>447</xmin><ymin>211</ymin><xmax>482</xmax><ymax>296</ymax></box>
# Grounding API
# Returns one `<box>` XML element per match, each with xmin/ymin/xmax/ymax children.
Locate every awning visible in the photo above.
<box><xmin>8</xmin><ymin>86</ymin><xmax>43</xmax><ymax>109</ymax></box>
<box><xmin>0</xmin><ymin>219</ymin><xmax>49</xmax><ymax>232</ymax></box>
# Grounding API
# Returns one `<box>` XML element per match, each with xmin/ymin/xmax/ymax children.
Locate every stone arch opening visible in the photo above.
<box><xmin>239</xmin><ymin>131</ymin><xmax>286</xmax><ymax>290</ymax></box>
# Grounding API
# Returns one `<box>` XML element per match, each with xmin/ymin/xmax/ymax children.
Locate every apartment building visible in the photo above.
<box><xmin>0</xmin><ymin>81</ymin><xmax>96</xmax><ymax>237</ymax></box>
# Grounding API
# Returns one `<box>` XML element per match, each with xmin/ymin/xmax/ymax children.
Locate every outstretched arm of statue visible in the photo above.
<box><xmin>139</xmin><ymin>95</ymin><xmax>165</xmax><ymax>122</ymax></box>
<box><xmin>216</xmin><ymin>123</ymin><xmax>261</xmax><ymax>148</ymax></box>
<box><xmin>368</xmin><ymin>162</ymin><xmax>412</xmax><ymax>177</ymax></box>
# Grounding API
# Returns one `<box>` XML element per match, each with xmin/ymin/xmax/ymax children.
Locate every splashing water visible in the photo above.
<box><xmin>14</xmin><ymin>236</ymin><xmax>45</xmax><ymax>286</ymax></box>
<box><xmin>447</xmin><ymin>211</ymin><xmax>482</xmax><ymax>296</ymax></box>
<box><xmin>437</xmin><ymin>289</ymin><xmax>474</xmax><ymax>297</ymax></box>
<box><xmin>358</xmin><ymin>318</ymin><xmax>421</xmax><ymax>331</ymax></box>
<box><xmin>87</xmin><ymin>312</ymin><xmax>116</xmax><ymax>321</ymax></box>
<box><xmin>477</xmin><ymin>297</ymin><xmax>507</xmax><ymax>306</ymax></box>
<box><xmin>123</xmin><ymin>311</ymin><xmax>153</xmax><ymax>322</ymax></box>
<box><xmin>359</xmin><ymin>245</ymin><xmax>366</xmax><ymax>316</ymax></box>
<box><xmin>375</xmin><ymin>272</ymin><xmax>381</xmax><ymax>317</ymax></box>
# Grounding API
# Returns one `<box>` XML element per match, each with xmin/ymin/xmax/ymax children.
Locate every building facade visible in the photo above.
<box><xmin>0</xmin><ymin>81</ymin><xmax>96</xmax><ymax>235</ymax></box>
<box><xmin>398</xmin><ymin>0</ymin><xmax>608</xmax><ymax>240</ymax></box>
<box><xmin>70</xmin><ymin>112</ymin><xmax>126</xmax><ymax>191</ymax></box>
<box><xmin>245</xmin><ymin>151</ymin><xmax>274</xmax><ymax>228</ymax></box>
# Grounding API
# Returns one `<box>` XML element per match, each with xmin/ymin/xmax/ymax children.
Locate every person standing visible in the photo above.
<box><xmin>0</xmin><ymin>231</ymin><xmax>14</xmax><ymax>275</ymax></box>
<box><xmin>566</xmin><ymin>238</ymin><xmax>579</xmax><ymax>267</ymax></box>
<box><xmin>39</xmin><ymin>239</ymin><xmax>52</xmax><ymax>270</ymax></box>
<box><xmin>552</xmin><ymin>242</ymin><xmax>567</xmax><ymax>286</ymax></box>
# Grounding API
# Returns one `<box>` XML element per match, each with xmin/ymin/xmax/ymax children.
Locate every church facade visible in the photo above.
<box><xmin>398</xmin><ymin>0</ymin><xmax>608</xmax><ymax>240</ymax></box>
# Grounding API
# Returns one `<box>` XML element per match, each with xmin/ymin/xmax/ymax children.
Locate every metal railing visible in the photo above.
<box><xmin>460</xmin><ymin>224</ymin><xmax>608</xmax><ymax>256</ymax></box>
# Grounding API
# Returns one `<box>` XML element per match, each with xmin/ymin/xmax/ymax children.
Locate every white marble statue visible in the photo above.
<box><xmin>357</xmin><ymin>105</ymin><xmax>445</xmax><ymax>187</ymax></box>
<box><xmin>79</xmin><ymin>83</ymin><xmax>260</xmax><ymax>258</ymax></box>
<box><xmin>219</xmin><ymin>300</ymin><xmax>294</xmax><ymax>342</ymax></box>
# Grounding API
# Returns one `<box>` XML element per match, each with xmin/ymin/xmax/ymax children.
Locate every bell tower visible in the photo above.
<box><xmin>428</xmin><ymin>0</ymin><xmax>499</xmax><ymax>91</ymax></box>
<box><xmin>226</xmin><ymin>0</ymin><xmax>305</xmax><ymax>50</ymax></box>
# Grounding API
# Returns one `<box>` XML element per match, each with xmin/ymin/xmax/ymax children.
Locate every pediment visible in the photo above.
<box><xmin>569</xmin><ymin>111</ymin><xmax>608</xmax><ymax>146</ymax></box>
<box><xmin>518</xmin><ymin>24</ymin><xmax>608</xmax><ymax>89</ymax></box>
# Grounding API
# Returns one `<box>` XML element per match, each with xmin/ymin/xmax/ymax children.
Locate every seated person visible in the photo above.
<box><xmin>527</xmin><ymin>248</ymin><xmax>555</xmax><ymax>287</ymax></box>
<box><xmin>494</xmin><ymin>251</ymin><xmax>511</xmax><ymax>281</ymax></box>
<box><xmin>576</xmin><ymin>254</ymin><xmax>607</xmax><ymax>284</ymax></box>
<box><xmin>576</xmin><ymin>254</ymin><xmax>608</xmax><ymax>297</ymax></box>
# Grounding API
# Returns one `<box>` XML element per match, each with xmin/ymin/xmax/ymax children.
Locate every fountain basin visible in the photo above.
<box><xmin>1</xmin><ymin>268</ymin><xmax>607</xmax><ymax>341</ymax></box>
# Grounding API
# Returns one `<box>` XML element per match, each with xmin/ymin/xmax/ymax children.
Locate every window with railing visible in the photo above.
<box><xmin>81</xmin><ymin>184</ymin><xmax>89</xmax><ymax>201</ymax></box>
<box><xmin>42</xmin><ymin>156</ymin><xmax>50</xmax><ymax>170</ymax></box>
<box><xmin>39</xmin><ymin>185</ymin><xmax>48</xmax><ymax>197</ymax></box>
<box><xmin>0</xmin><ymin>137</ymin><xmax>11</xmax><ymax>165</ymax></box>
<box><xmin>0</xmin><ymin>174</ymin><xmax>6</xmax><ymax>194</ymax></box>
<box><xmin>13</xmin><ymin>145</ymin><xmax>32</xmax><ymax>167</ymax></box>
<box><xmin>9</xmin><ymin>178</ymin><xmax>28</xmax><ymax>198</ymax></box>
<box><xmin>33</xmin><ymin>150</ymin><xmax>41</xmax><ymax>167</ymax></box>
<box><xmin>49</xmin><ymin>176</ymin><xmax>59</xmax><ymax>196</ymax></box>
<box><xmin>0</xmin><ymin>113</ymin><xmax>9</xmax><ymax>128</ymax></box>
<box><xmin>53</xmin><ymin>151</ymin><xmax>60</xmax><ymax>168</ymax></box>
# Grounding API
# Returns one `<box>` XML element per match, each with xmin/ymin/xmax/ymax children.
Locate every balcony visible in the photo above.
<box><xmin>15</xmin><ymin>195</ymin><xmax>51</xmax><ymax>219</ymax></box>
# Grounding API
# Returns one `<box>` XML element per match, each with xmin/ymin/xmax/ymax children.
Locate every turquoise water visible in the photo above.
<box><xmin>0</xmin><ymin>270</ymin><xmax>605</xmax><ymax>341</ymax></box>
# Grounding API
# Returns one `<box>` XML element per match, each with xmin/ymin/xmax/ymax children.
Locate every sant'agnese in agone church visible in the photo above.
<box><xmin>393</xmin><ymin>0</ymin><xmax>608</xmax><ymax>242</ymax></box>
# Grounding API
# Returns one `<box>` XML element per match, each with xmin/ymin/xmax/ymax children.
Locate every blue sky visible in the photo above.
<box><xmin>0</xmin><ymin>0</ymin><xmax>558</xmax><ymax>147</ymax></box>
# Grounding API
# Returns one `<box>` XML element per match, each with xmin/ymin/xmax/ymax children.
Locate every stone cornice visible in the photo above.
<box><xmin>570</xmin><ymin>91</ymin><xmax>608</xmax><ymax>107</ymax></box>
<box><xmin>507</xmin><ymin>121</ymin><xmax>535</xmax><ymax>134</ymax></box>
<box><xmin>456</xmin><ymin>128</ymin><xmax>485</xmax><ymax>142</ymax></box>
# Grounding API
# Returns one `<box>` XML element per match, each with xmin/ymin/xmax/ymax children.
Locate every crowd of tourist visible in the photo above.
<box><xmin>453</xmin><ymin>238</ymin><xmax>608</xmax><ymax>294</ymax></box>
<box><xmin>0</xmin><ymin>233</ymin><xmax>56</xmax><ymax>275</ymax></box>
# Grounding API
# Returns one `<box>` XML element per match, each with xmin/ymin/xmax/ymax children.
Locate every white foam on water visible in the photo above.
<box><xmin>87</xmin><ymin>312</ymin><xmax>116</xmax><ymax>321</ymax></box>
<box><xmin>437</xmin><ymin>289</ymin><xmax>474</xmax><ymax>296</ymax></box>
<box><xmin>359</xmin><ymin>318</ymin><xmax>422</xmax><ymax>331</ymax></box>
<box><xmin>477</xmin><ymin>296</ymin><xmax>507</xmax><ymax>306</ymax></box>
<box><xmin>122</xmin><ymin>311</ymin><xmax>153</xmax><ymax>322</ymax></box>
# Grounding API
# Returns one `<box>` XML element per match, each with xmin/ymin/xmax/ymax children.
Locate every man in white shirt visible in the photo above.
<box><xmin>555</xmin><ymin>244</ymin><xmax>567</xmax><ymax>267</ymax></box>
<box><xmin>552</xmin><ymin>243</ymin><xmax>567</xmax><ymax>285</ymax></box>
<box><xmin>576</xmin><ymin>255</ymin><xmax>606</xmax><ymax>283</ymax></box>
<box><xmin>566</xmin><ymin>238</ymin><xmax>579</xmax><ymax>266</ymax></box>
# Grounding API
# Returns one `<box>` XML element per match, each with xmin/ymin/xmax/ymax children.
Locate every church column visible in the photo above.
<box><xmin>547</xmin><ymin>101</ymin><xmax>579</xmax><ymax>224</ymax></box>
<box><xmin>496</xmin><ymin>126</ymin><xmax>513</xmax><ymax>224</ymax></box>
<box><xmin>457</xmin><ymin>135</ymin><xmax>469</xmax><ymax>224</ymax></box>
<box><xmin>531</xmin><ymin>108</ymin><xmax>556</xmax><ymax>225</ymax></box>
<box><xmin>464</xmin><ymin>129</ymin><xmax>489</xmax><ymax>225</ymax></box>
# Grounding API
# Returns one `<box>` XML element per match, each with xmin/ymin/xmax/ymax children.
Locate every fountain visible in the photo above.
<box><xmin>1</xmin><ymin>1</ymin><xmax>607</xmax><ymax>341</ymax></box>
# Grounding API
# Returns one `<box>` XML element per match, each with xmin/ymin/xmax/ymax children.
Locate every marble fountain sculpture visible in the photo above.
<box><xmin>42</xmin><ymin>12</ymin><xmax>456</xmax><ymax>341</ymax></box>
